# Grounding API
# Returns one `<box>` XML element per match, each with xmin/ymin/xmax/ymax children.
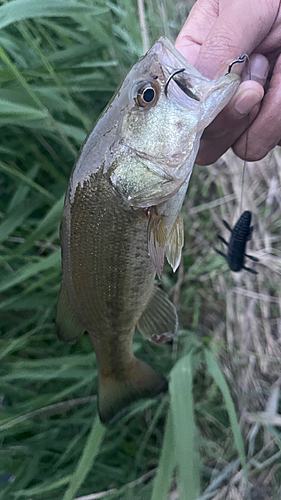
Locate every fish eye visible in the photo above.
<box><xmin>143</xmin><ymin>88</ymin><xmax>154</xmax><ymax>102</ymax></box>
<box><xmin>136</xmin><ymin>82</ymin><xmax>158</xmax><ymax>107</ymax></box>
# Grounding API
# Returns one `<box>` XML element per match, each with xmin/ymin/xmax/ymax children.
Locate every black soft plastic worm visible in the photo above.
<box><xmin>214</xmin><ymin>210</ymin><xmax>259</xmax><ymax>274</ymax></box>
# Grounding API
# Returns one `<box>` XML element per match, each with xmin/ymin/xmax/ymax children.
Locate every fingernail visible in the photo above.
<box><xmin>250</xmin><ymin>54</ymin><xmax>269</xmax><ymax>81</ymax></box>
<box><xmin>235</xmin><ymin>91</ymin><xmax>261</xmax><ymax>115</ymax></box>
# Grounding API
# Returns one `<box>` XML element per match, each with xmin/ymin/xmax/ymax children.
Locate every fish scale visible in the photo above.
<box><xmin>68</xmin><ymin>172</ymin><xmax>155</xmax><ymax>336</ymax></box>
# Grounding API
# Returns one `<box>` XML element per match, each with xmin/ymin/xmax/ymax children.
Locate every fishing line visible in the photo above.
<box><xmin>213</xmin><ymin>55</ymin><xmax>259</xmax><ymax>276</ymax></box>
<box><xmin>225</xmin><ymin>54</ymin><xmax>250</xmax><ymax>214</ymax></box>
<box><xmin>239</xmin><ymin>54</ymin><xmax>251</xmax><ymax>214</ymax></box>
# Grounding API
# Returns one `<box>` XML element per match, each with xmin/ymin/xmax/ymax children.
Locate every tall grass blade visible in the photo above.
<box><xmin>151</xmin><ymin>410</ymin><xmax>175</xmax><ymax>500</ymax></box>
<box><xmin>12</xmin><ymin>194</ymin><xmax>64</xmax><ymax>256</ymax></box>
<box><xmin>0</xmin><ymin>199</ymin><xmax>41</xmax><ymax>243</ymax></box>
<box><xmin>0</xmin><ymin>250</ymin><xmax>60</xmax><ymax>293</ymax></box>
<box><xmin>7</xmin><ymin>165</ymin><xmax>39</xmax><ymax>213</ymax></box>
<box><xmin>0</xmin><ymin>0</ymin><xmax>94</xmax><ymax>29</ymax></box>
<box><xmin>170</xmin><ymin>353</ymin><xmax>201</xmax><ymax>500</ymax></box>
<box><xmin>0</xmin><ymin>162</ymin><xmax>55</xmax><ymax>201</ymax></box>
<box><xmin>0</xmin><ymin>46</ymin><xmax>77</xmax><ymax>155</ymax></box>
<box><xmin>204</xmin><ymin>349</ymin><xmax>247</xmax><ymax>470</ymax></box>
<box><xmin>62</xmin><ymin>417</ymin><xmax>106</xmax><ymax>500</ymax></box>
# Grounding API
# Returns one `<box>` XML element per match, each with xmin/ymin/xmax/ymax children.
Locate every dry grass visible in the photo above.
<box><xmin>211</xmin><ymin>148</ymin><xmax>281</xmax><ymax>388</ymax></box>
<box><xmin>172</xmin><ymin>147</ymin><xmax>281</xmax><ymax>499</ymax></box>
<box><xmin>214</xmin><ymin>149</ymin><xmax>281</xmax><ymax>498</ymax></box>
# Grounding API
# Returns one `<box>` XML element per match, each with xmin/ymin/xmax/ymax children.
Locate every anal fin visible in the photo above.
<box><xmin>166</xmin><ymin>212</ymin><xmax>184</xmax><ymax>272</ymax></box>
<box><xmin>56</xmin><ymin>282</ymin><xmax>84</xmax><ymax>344</ymax></box>
<box><xmin>137</xmin><ymin>285</ymin><xmax>178</xmax><ymax>344</ymax></box>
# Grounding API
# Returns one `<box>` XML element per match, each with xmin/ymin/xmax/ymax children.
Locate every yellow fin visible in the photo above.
<box><xmin>137</xmin><ymin>285</ymin><xmax>178</xmax><ymax>344</ymax></box>
<box><xmin>166</xmin><ymin>212</ymin><xmax>184</xmax><ymax>272</ymax></box>
<box><xmin>98</xmin><ymin>357</ymin><xmax>168</xmax><ymax>424</ymax></box>
<box><xmin>56</xmin><ymin>282</ymin><xmax>84</xmax><ymax>344</ymax></box>
<box><xmin>147</xmin><ymin>208</ymin><xmax>167</xmax><ymax>278</ymax></box>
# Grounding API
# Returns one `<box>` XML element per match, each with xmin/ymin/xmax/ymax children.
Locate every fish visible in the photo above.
<box><xmin>56</xmin><ymin>37</ymin><xmax>240</xmax><ymax>424</ymax></box>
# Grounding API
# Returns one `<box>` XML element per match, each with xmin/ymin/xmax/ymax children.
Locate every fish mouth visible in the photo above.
<box><xmin>150</xmin><ymin>37</ymin><xmax>205</xmax><ymax>103</ymax></box>
<box><xmin>149</xmin><ymin>36</ymin><xmax>240</xmax><ymax>105</ymax></box>
<box><xmin>149</xmin><ymin>37</ymin><xmax>203</xmax><ymax>78</ymax></box>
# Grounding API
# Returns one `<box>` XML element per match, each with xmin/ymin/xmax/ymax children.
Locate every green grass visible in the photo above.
<box><xmin>1</xmin><ymin>1</ymin><xmax>281</xmax><ymax>499</ymax></box>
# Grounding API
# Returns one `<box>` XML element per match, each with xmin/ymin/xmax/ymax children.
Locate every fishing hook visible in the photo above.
<box><xmin>164</xmin><ymin>68</ymin><xmax>186</xmax><ymax>96</ymax></box>
<box><xmin>225</xmin><ymin>54</ymin><xmax>249</xmax><ymax>75</ymax></box>
<box><xmin>164</xmin><ymin>68</ymin><xmax>200</xmax><ymax>101</ymax></box>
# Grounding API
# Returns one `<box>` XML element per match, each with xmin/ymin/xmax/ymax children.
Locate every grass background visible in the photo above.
<box><xmin>0</xmin><ymin>1</ymin><xmax>281</xmax><ymax>499</ymax></box>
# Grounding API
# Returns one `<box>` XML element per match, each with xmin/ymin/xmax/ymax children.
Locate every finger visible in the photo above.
<box><xmin>241</xmin><ymin>54</ymin><xmax>270</xmax><ymax>87</ymax></box>
<box><xmin>196</xmin><ymin>80</ymin><xmax>264</xmax><ymax>165</ymax></box>
<box><xmin>195</xmin><ymin>54</ymin><xmax>269</xmax><ymax>165</ymax></box>
<box><xmin>175</xmin><ymin>0</ymin><xmax>218</xmax><ymax>65</ymax></box>
<box><xmin>233</xmin><ymin>52</ymin><xmax>281</xmax><ymax>160</ymax></box>
<box><xmin>255</xmin><ymin>19</ymin><xmax>281</xmax><ymax>54</ymax></box>
<box><xmin>194</xmin><ymin>0</ymin><xmax>279</xmax><ymax>78</ymax></box>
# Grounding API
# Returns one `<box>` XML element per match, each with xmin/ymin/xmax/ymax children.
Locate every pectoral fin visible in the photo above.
<box><xmin>56</xmin><ymin>282</ymin><xmax>84</xmax><ymax>344</ymax></box>
<box><xmin>147</xmin><ymin>209</ymin><xmax>167</xmax><ymax>278</ymax></box>
<box><xmin>137</xmin><ymin>285</ymin><xmax>178</xmax><ymax>344</ymax></box>
<box><xmin>166</xmin><ymin>212</ymin><xmax>184</xmax><ymax>272</ymax></box>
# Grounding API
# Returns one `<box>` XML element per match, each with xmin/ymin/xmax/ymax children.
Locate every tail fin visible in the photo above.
<box><xmin>98</xmin><ymin>358</ymin><xmax>168</xmax><ymax>424</ymax></box>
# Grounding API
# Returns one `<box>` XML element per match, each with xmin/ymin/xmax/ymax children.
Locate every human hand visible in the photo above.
<box><xmin>175</xmin><ymin>0</ymin><xmax>281</xmax><ymax>164</ymax></box>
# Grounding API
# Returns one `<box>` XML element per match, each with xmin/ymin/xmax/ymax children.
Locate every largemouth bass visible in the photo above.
<box><xmin>56</xmin><ymin>37</ymin><xmax>239</xmax><ymax>424</ymax></box>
